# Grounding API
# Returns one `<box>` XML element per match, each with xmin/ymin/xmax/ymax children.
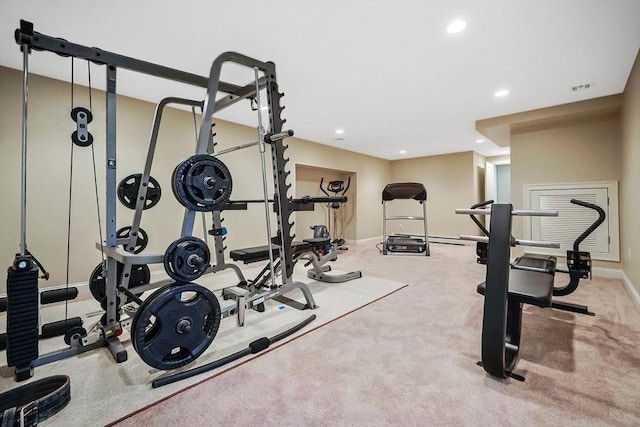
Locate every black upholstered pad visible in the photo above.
<box><xmin>477</xmin><ymin>269</ymin><xmax>553</xmax><ymax>308</ymax></box>
<box><xmin>512</xmin><ymin>253</ymin><xmax>557</xmax><ymax>274</ymax></box>
<box><xmin>302</xmin><ymin>237</ymin><xmax>331</xmax><ymax>246</ymax></box>
<box><xmin>230</xmin><ymin>241</ymin><xmax>312</xmax><ymax>263</ymax></box>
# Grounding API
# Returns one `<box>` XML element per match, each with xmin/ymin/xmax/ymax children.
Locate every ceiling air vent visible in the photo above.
<box><xmin>571</xmin><ymin>82</ymin><xmax>594</xmax><ymax>92</ymax></box>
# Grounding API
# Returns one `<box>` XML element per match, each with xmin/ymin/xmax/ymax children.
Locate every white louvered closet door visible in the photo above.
<box><xmin>530</xmin><ymin>188</ymin><xmax>609</xmax><ymax>254</ymax></box>
<box><xmin>524</xmin><ymin>181</ymin><xmax>619</xmax><ymax>261</ymax></box>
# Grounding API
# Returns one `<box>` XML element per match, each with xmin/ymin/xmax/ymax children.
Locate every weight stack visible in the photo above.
<box><xmin>6</xmin><ymin>266</ymin><xmax>40</xmax><ymax>381</ymax></box>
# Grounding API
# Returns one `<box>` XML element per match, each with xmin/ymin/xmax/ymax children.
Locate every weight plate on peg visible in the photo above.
<box><xmin>89</xmin><ymin>262</ymin><xmax>150</xmax><ymax>303</ymax></box>
<box><xmin>116</xmin><ymin>226</ymin><xmax>149</xmax><ymax>254</ymax></box>
<box><xmin>171</xmin><ymin>154</ymin><xmax>232</xmax><ymax>212</ymax></box>
<box><xmin>63</xmin><ymin>326</ymin><xmax>87</xmax><ymax>346</ymax></box>
<box><xmin>131</xmin><ymin>282</ymin><xmax>221</xmax><ymax>370</ymax></box>
<box><xmin>100</xmin><ymin>311</ymin><xmax>121</xmax><ymax>327</ymax></box>
<box><xmin>117</xmin><ymin>173</ymin><xmax>162</xmax><ymax>210</ymax></box>
<box><xmin>164</xmin><ymin>236</ymin><xmax>211</xmax><ymax>282</ymax></box>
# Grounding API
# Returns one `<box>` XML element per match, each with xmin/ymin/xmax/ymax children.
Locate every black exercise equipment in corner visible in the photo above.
<box><xmin>381</xmin><ymin>182</ymin><xmax>430</xmax><ymax>256</ymax></box>
<box><xmin>319</xmin><ymin>176</ymin><xmax>351</xmax><ymax>250</ymax></box>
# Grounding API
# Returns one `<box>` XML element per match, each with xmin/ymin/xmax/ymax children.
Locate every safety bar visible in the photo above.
<box><xmin>456</xmin><ymin>208</ymin><xmax>558</xmax><ymax>217</ymax></box>
<box><xmin>459</xmin><ymin>235</ymin><xmax>560</xmax><ymax>248</ymax></box>
<box><xmin>265</xmin><ymin>130</ymin><xmax>294</xmax><ymax>143</ymax></box>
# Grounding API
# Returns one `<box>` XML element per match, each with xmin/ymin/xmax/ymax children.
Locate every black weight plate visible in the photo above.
<box><xmin>89</xmin><ymin>262</ymin><xmax>150</xmax><ymax>303</ymax></box>
<box><xmin>63</xmin><ymin>326</ymin><xmax>87</xmax><ymax>345</ymax></box>
<box><xmin>171</xmin><ymin>155</ymin><xmax>232</xmax><ymax>212</ymax></box>
<box><xmin>185</xmin><ymin>157</ymin><xmax>232</xmax><ymax>209</ymax></box>
<box><xmin>171</xmin><ymin>158</ymin><xmax>195</xmax><ymax>210</ymax></box>
<box><xmin>163</xmin><ymin>236</ymin><xmax>211</xmax><ymax>282</ymax></box>
<box><xmin>100</xmin><ymin>311</ymin><xmax>121</xmax><ymax>327</ymax></box>
<box><xmin>116</xmin><ymin>226</ymin><xmax>149</xmax><ymax>254</ymax></box>
<box><xmin>117</xmin><ymin>174</ymin><xmax>162</xmax><ymax>210</ymax></box>
<box><xmin>131</xmin><ymin>283</ymin><xmax>221</xmax><ymax>370</ymax></box>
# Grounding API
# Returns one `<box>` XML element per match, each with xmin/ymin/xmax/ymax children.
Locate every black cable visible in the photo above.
<box><xmin>64</xmin><ymin>57</ymin><xmax>75</xmax><ymax>329</ymax></box>
<box><xmin>152</xmin><ymin>314</ymin><xmax>316</xmax><ymax>388</ymax></box>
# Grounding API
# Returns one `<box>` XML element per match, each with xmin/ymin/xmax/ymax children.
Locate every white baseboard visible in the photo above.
<box><xmin>573</xmin><ymin>265</ymin><xmax>640</xmax><ymax>312</ymax></box>
<box><xmin>348</xmin><ymin>236</ymin><xmax>383</xmax><ymax>246</ymax></box>
<box><xmin>592</xmin><ymin>266</ymin><xmax>625</xmax><ymax>279</ymax></box>
<box><xmin>621</xmin><ymin>270</ymin><xmax>640</xmax><ymax>312</ymax></box>
<box><xmin>349</xmin><ymin>235</ymin><xmax>472</xmax><ymax>247</ymax></box>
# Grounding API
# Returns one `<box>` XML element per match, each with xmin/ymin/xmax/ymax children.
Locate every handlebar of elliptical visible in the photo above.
<box><xmin>319</xmin><ymin>176</ymin><xmax>351</xmax><ymax>197</ymax></box>
<box><xmin>341</xmin><ymin>176</ymin><xmax>351</xmax><ymax>196</ymax></box>
<box><xmin>570</xmin><ymin>199</ymin><xmax>606</xmax><ymax>252</ymax></box>
<box><xmin>293</xmin><ymin>196</ymin><xmax>347</xmax><ymax>204</ymax></box>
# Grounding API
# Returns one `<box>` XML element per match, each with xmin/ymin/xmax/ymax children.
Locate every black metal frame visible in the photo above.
<box><xmin>480</xmin><ymin>204</ymin><xmax>516</xmax><ymax>379</ymax></box>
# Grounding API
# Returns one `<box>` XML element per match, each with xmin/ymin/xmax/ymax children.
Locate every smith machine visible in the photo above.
<box><xmin>5</xmin><ymin>20</ymin><xmax>322</xmax><ymax>382</ymax></box>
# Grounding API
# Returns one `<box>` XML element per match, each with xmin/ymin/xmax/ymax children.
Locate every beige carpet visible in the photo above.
<box><xmin>111</xmin><ymin>244</ymin><xmax>640</xmax><ymax>427</ymax></box>
<box><xmin>0</xmin><ymin>257</ymin><xmax>405</xmax><ymax>426</ymax></box>
<box><xmin>3</xmin><ymin>243</ymin><xmax>640</xmax><ymax>426</ymax></box>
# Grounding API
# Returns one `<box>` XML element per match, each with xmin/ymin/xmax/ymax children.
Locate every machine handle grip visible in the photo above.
<box><xmin>570</xmin><ymin>199</ymin><xmax>606</xmax><ymax>252</ymax></box>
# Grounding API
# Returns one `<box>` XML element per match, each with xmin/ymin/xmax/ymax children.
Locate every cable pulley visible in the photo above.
<box><xmin>131</xmin><ymin>282</ymin><xmax>221</xmax><ymax>370</ymax></box>
<box><xmin>163</xmin><ymin>236</ymin><xmax>211</xmax><ymax>282</ymax></box>
<box><xmin>117</xmin><ymin>173</ymin><xmax>162</xmax><ymax>210</ymax></box>
<box><xmin>70</xmin><ymin>106</ymin><xmax>93</xmax><ymax>147</ymax></box>
<box><xmin>172</xmin><ymin>154</ymin><xmax>232</xmax><ymax>211</ymax></box>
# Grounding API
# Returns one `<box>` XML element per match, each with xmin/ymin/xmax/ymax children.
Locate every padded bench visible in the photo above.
<box><xmin>512</xmin><ymin>253</ymin><xmax>557</xmax><ymax>275</ymax></box>
<box><xmin>230</xmin><ymin>238</ymin><xmax>330</xmax><ymax>264</ymax></box>
<box><xmin>477</xmin><ymin>268</ymin><xmax>554</xmax><ymax>308</ymax></box>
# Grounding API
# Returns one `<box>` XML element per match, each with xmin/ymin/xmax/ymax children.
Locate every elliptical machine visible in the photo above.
<box><xmin>319</xmin><ymin>176</ymin><xmax>350</xmax><ymax>250</ymax></box>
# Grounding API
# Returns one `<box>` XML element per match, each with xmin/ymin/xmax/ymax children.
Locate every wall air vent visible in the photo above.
<box><xmin>571</xmin><ymin>82</ymin><xmax>594</xmax><ymax>92</ymax></box>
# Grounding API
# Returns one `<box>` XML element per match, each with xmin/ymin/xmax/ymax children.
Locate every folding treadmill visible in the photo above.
<box><xmin>382</xmin><ymin>182</ymin><xmax>430</xmax><ymax>256</ymax></box>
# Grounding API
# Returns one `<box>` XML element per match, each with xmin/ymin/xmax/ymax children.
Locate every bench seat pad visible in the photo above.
<box><xmin>477</xmin><ymin>268</ymin><xmax>553</xmax><ymax>308</ymax></box>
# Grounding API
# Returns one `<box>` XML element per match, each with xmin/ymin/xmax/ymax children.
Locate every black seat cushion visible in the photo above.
<box><xmin>302</xmin><ymin>237</ymin><xmax>331</xmax><ymax>247</ymax></box>
<box><xmin>477</xmin><ymin>269</ymin><xmax>553</xmax><ymax>308</ymax></box>
<box><xmin>230</xmin><ymin>241</ymin><xmax>311</xmax><ymax>263</ymax></box>
<box><xmin>512</xmin><ymin>253</ymin><xmax>557</xmax><ymax>274</ymax></box>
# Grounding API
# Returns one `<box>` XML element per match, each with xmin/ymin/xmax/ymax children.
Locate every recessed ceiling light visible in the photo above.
<box><xmin>446</xmin><ymin>20</ymin><xmax>467</xmax><ymax>34</ymax></box>
<box><xmin>335</xmin><ymin>129</ymin><xmax>344</xmax><ymax>135</ymax></box>
<box><xmin>494</xmin><ymin>89</ymin><xmax>509</xmax><ymax>97</ymax></box>
<box><xmin>399</xmin><ymin>150</ymin><xmax>407</xmax><ymax>154</ymax></box>
<box><xmin>476</xmin><ymin>139</ymin><xmax>484</xmax><ymax>143</ymax></box>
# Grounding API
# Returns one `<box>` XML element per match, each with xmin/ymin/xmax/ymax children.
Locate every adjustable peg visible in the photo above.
<box><xmin>264</xmin><ymin>129</ymin><xmax>294</xmax><ymax>143</ymax></box>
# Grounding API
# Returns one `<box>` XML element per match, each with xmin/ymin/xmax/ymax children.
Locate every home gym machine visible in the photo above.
<box><xmin>381</xmin><ymin>182</ymin><xmax>430</xmax><ymax>255</ymax></box>
<box><xmin>456</xmin><ymin>204</ymin><xmax>561</xmax><ymax>380</ymax></box>
<box><xmin>6</xmin><ymin>19</ymin><xmax>317</xmax><ymax>381</ymax></box>
<box><xmin>319</xmin><ymin>177</ymin><xmax>351</xmax><ymax>250</ymax></box>
<box><xmin>467</xmin><ymin>198</ymin><xmax>606</xmax><ymax>315</ymax></box>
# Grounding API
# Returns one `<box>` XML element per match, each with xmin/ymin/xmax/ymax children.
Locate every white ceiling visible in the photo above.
<box><xmin>1</xmin><ymin>0</ymin><xmax>639</xmax><ymax>160</ymax></box>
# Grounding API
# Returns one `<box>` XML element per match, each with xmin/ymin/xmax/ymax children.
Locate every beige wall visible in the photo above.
<box><xmin>510</xmin><ymin>116</ymin><xmax>622</xmax><ymax>267</ymax></box>
<box><xmin>0</xmin><ymin>66</ymin><xmax>391</xmax><ymax>292</ymax></box>
<box><xmin>3</xmin><ymin>57</ymin><xmax>636</xmax><ymax>295</ymax></box>
<box><xmin>621</xmin><ymin>50</ymin><xmax>640</xmax><ymax>295</ymax></box>
<box><xmin>294</xmin><ymin>165</ymin><xmax>356</xmax><ymax>243</ymax></box>
<box><xmin>389</xmin><ymin>152</ymin><xmax>480</xmax><ymax>237</ymax></box>
<box><xmin>0</xmin><ymin>67</ymin><xmax>226</xmax><ymax>291</ymax></box>
<box><xmin>288</xmin><ymin>140</ymin><xmax>391</xmax><ymax>242</ymax></box>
